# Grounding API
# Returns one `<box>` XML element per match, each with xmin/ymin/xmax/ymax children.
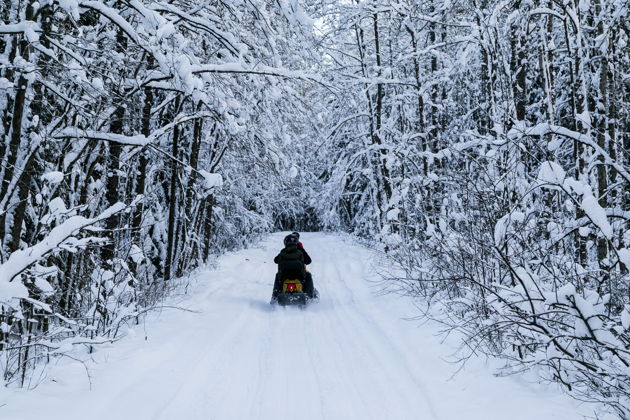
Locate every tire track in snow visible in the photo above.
<box><xmin>302</xmin><ymin>312</ymin><xmax>330</xmax><ymax>420</ymax></box>
<box><xmin>154</xmin><ymin>308</ymin><xmax>256</xmax><ymax>420</ymax></box>
<box><xmin>320</xmin><ymin>243</ymin><xmax>435</xmax><ymax>420</ymax></box>
<box><xmin>334</xmin><ymin>245</ymin><xmax>440</xmax><ymax>419</ymax></box>
<box><xmin>249</xmin><ymin>308</ymin><xmax>274</xmax><ymax>419</ymax></box>
<box><xmin>314</xmin><ymin>253</ymin><xmax>379</xmax><ymax>419</ymax></box>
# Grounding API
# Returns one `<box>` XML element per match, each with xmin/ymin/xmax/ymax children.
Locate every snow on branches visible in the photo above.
<box><xmin>314</xmin><ymin>0</ymin><xmax>629</xmax><ymax>416</ymax></box>
<box><xmin>0</xmin><ymin>202</ymin><xmax>126</xmax><ymax>306</ymax></box>
<box><xmin>0</xmin><ymin>0</ymin><xmax>318</xmax><ymax>387</ymax></box>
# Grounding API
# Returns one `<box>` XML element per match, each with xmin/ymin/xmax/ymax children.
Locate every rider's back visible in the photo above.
<box><xmin>275</xmin><ymin>245</ymin><xmax>304</xmax><ymax>263</ymax></box>
<box><xmin>275</xmin><ymin>245</ymin><xmax>305</xmax><ymax>279</ymax></box>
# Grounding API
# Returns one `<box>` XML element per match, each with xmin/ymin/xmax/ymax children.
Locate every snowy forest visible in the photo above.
<box><xmin>1</xmin><ymin>0</ymin><xmax>628</xmax><ymax>418</ymax></box>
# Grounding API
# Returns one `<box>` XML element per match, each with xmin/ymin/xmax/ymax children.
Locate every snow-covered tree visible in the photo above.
<box><xmin>1</xmin><ymin>0</ymin><xmax>319</xmax><ymax>386</ymax></box>
<box><xmin>311</xmin><ymin>0</ymin><xmax>629</xmax><ymax>415</ymax></box>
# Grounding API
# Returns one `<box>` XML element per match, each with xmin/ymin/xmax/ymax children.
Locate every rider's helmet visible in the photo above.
<box><xmin>291</xmin><ymin>231</ymin><xmax>300</xmax><ymax>239</ymax></box>
<box><xmin>284</xmin><ymin>234</ymin><xmax>299</xmax><ymax>247</ymax></box>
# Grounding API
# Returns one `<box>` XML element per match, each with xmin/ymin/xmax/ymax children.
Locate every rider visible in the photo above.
<box><xmin>292</xmin><ymin>231</ymin><xmax>305</xmax><ymax>249</ymax></box>
<box><xmin>272</xmin><ymin>233</ymin><xmax>316</xmax><ymax>300</ymax></box>
<box><xmin>289</xmin><ymin>232</ymin><xmax>317</xmax><ymax>299</ymax></box>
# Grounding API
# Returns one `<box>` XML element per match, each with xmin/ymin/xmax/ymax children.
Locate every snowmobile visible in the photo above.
<box><xmin>272</xmin><ymin>277</ymin><xmax>319</xmax><ymax>306</ymax></box>
<box><xmin>275</xmin><ymin>278</ymin><xmax>308</xmax><ymax>306</ymax></box>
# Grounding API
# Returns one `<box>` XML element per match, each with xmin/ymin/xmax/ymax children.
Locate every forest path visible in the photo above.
<box><xmin>3</xmin><ymin>233</ymin><xmax>587</xmax><ymax>420</ymax></box>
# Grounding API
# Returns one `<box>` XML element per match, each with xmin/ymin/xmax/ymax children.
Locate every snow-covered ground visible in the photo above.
<box><xmin>1</xmin><ymin>233</ymin><xmax>592</xmax><ymax>420</ymax></box>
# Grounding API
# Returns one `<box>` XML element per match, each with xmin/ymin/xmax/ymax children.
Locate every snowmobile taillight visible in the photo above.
<box><xmin>287</xmin><ymin>283</ymin><xmax>296</xmax><ymax>291</ymax></box>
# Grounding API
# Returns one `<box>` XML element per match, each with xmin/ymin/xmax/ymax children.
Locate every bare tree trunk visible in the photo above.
<box><xmin>510</xmin><ymin>3</ymin><xmax>526</xmax><ymax>122</ymax></box>
<box><xmin>478</xmin><ymin>20</ymin><xmax>491</xmax><ymax>135</ymax></box>
<box><xmin>564</xmin><ymin>4</ymin><xmax>588</xmax><ymax>263</ymax></box>
<box><xmin>101</xmin><ymin>29</ymin><xmax>128</xmax><ymax>265</ymax></box>
<box><xmin>372</xmin><ymin>13</ymin><xmax>393</xmax><ymax>220</ymax></box>
<box><xmin>0</xmin><ymin>1</ymin><xmax>33</xmax><ymax>251</ymax></box>
<box><xmin>595</xmin><ymin>81</ymin><xmax>608</xmax><ymax>261</ymax></box>
<box><xmin>354</xmin><ymin>23</ymin><xmax>382</xmax><ymax>230</ymax></box>
<box><xmin>101</xmin><ymin>106</ymin><xmax>124</xmax><ymax>264</ymax></box>
<box><xmin>7</xmin><ymin>153</ymin><xmax>36</xmax><ymax>252</ymax></box>
<box><xmin>164</xmin><ymin>97</ymin><xmax>182</xmax><ymax>281</ymax></box>
<box><xmin>406</xmin><ymin>25</ymin><xmax>427</xmax><ymax>175</ymax></box>
<box><xmin>202</xmin><ymin>195</ymin><xmax>215</xmax><ymax>262</ymax></box>
<box><xmin>132</xmin><ymin>63</ymin><xmax>154</xmax><ymax>244</ymax></box>
<box><xmin>177</xmin><ymin>111</ymin><xmax>206</xmax><ymax>276</ymax></box>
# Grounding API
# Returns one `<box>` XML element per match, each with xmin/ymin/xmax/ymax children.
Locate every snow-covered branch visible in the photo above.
<box><xmin>510</xmin><ymin>123</ymin><xmax>630</xmax><ymax>183</ymax></box>
<box><xmin>0</xmin><ymin>203</ymin><xmax>127</xmax><ymax>303</ymax></box>
<box><xmin>0</xmin><ymin>21</ymin><xmax>40</xmax><ymax>41</ymax></box>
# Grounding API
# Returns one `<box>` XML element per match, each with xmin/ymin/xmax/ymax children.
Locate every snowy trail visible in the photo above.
<box><xmin>3</xmin><ymin>233</ymin><xmax>588</xmax><ymax>420</ymax></box>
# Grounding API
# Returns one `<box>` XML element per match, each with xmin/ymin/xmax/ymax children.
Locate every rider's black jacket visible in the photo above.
<box><xmin>274</xmin><ymin>244</ymin><xmax>312</xmax><ymax>265</ymax></box>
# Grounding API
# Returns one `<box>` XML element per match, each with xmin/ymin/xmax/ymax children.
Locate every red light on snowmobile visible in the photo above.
<box><xmin>287</xmin><ymin>283</ymin><xmax>295</xmax><ymax>291</ymax></box>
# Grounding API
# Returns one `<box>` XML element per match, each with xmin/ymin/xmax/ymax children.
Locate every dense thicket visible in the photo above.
<box><xmin>0</xmin><ymin>0</ymin><xmax>319</xmax><ymax>387</ymax></box>
<box><xmin>312</xmin><ymin>0</ymin><xmax>629</xmax><ymax>416</ymax></box>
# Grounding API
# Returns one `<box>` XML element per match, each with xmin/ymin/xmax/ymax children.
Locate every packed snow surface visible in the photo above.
<box><xmin>1</xmin><ymin>233</ymin><xmax>589</xmax><ymax>420</ymax></box>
